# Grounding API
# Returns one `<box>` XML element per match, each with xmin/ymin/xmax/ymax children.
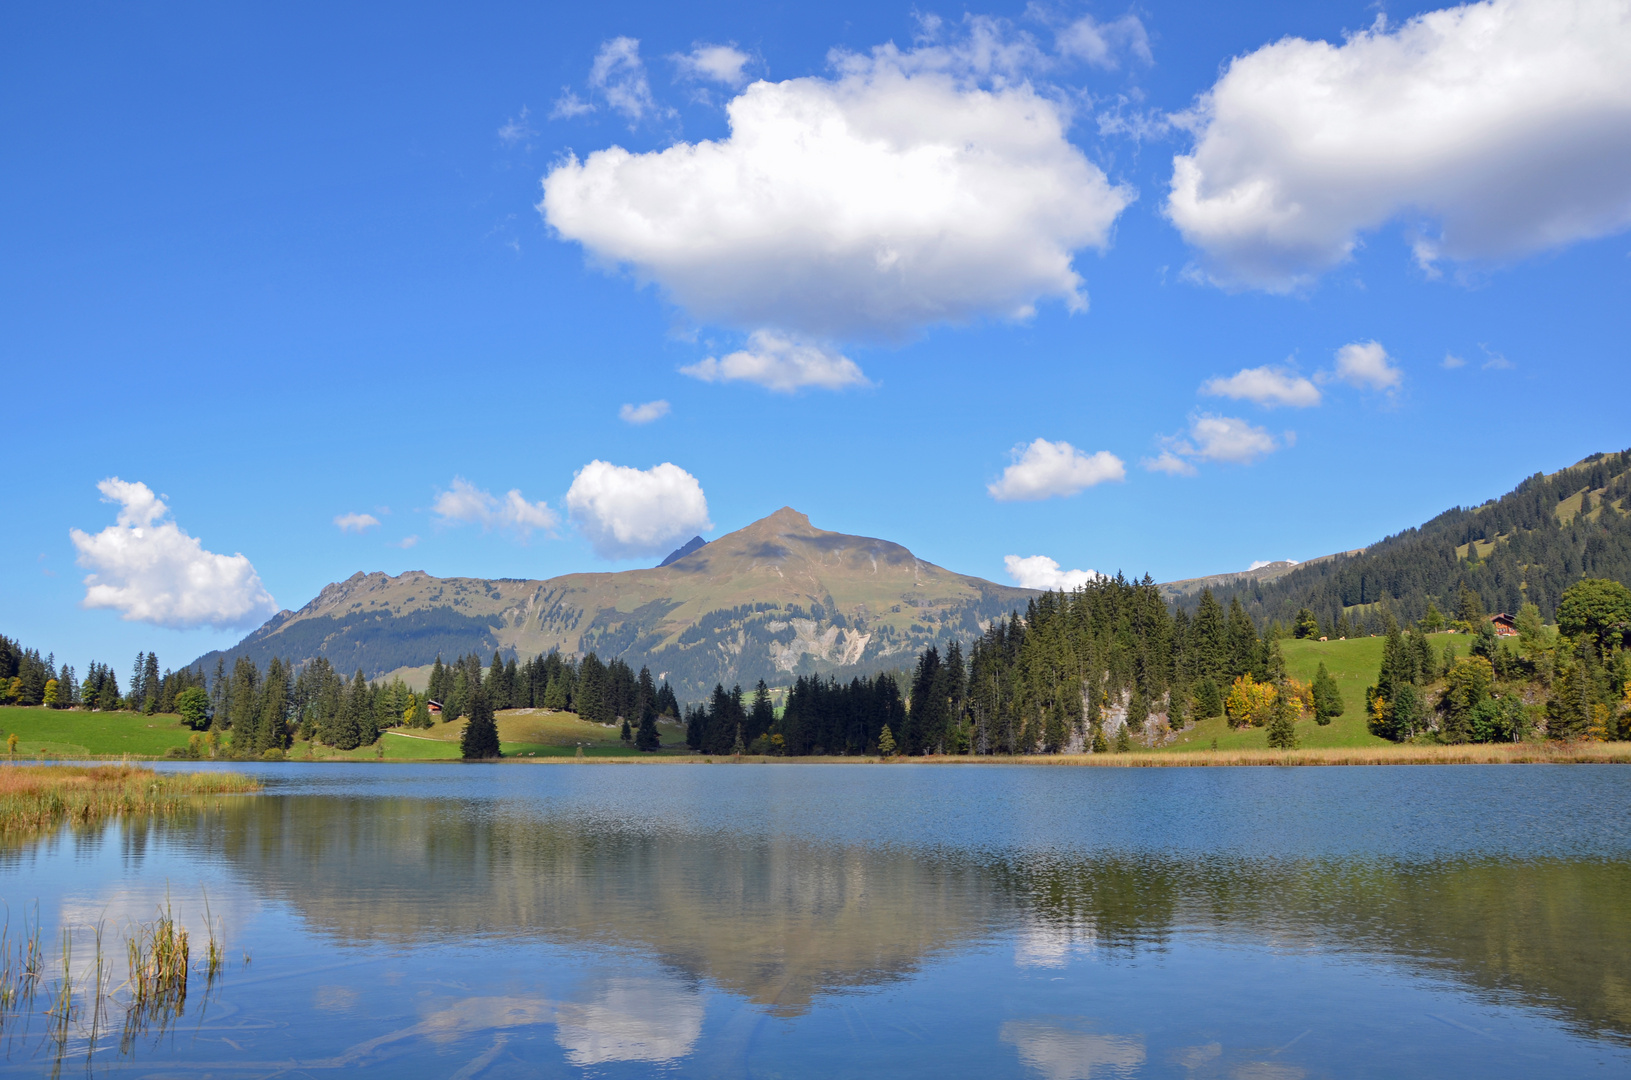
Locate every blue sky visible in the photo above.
<box><xmin>4</xmin><ymin>0</ymin><xmax>1628</xmax><ymax>674</ymax></box>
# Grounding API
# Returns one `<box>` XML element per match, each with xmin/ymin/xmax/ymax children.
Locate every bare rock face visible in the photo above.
<box><xmin>194</xmin><ymin>509</ymin><xmax>1035</xmax><ymax>699</ymax></box>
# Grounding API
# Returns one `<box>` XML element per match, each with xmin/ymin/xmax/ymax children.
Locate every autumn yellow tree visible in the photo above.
<box><xmin>1225</xmin><ymin>674</ymin><xmax>1277</xmax><ymax>728</ymax></box>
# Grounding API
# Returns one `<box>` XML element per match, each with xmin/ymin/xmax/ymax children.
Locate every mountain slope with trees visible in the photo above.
<box><xmin>1191</xmin><ymin>449</ymin><xmax>1631</xmax><ymax>634</ymax></box>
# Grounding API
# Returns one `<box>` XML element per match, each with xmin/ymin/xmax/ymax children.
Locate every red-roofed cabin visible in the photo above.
<box><xmin>427</xmin><ymin>699</ymin><xmax>444</xmax><ymax>717</ymax></box>
<box><xmin>1490</xmin><ymin>613</ymin><xmax>1518</xmax><ymax>637</ymax></box>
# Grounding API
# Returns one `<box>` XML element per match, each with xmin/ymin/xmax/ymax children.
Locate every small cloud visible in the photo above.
<box><xmin>988</xmin><ymin>439</ymin><xmax>1126</xmax><ymax>502</ymax></box>
<box><xmin>681</xmin><ymin>331</ymin><xmax>868</xmax><ymax>393</ymax></box>
<box><xmin>432</xmin><ymin>477</ymin><xmax>559</xmax><ymax>540</ymax></box>
<box><xmin>1199</xmin><ymin>365</ymin><xmax>1321</xmax><ymax>408</ymax></box>
<box><xmin>395</xmin><ymin>535</ymin><xmax>420</xmax><ymax>549</ymax></box>
<box><xmin>619</xmin><ymin>400</ymin><xmax>671</xmax><ymax>425</ymax></box>
<box><xmin>69</xmin><ymin>478</ymin><xmax>277</xmax><ymax>629</ymax></box>
<box><xmin>333</xmin><ymin>512</ymin><xmax>381</xmax><ymax>534</ymax></box>
<box><xmin>1249</xmin><ymin>558</ymin><xmax>1299</xmax><ymax>571</ymax></box>
<box><xmin>1142</xmin><ymin>450</ymin><xmax>1197</xmax><ymax>476</ymax></box>
<box><xmin>1481</xmin><ymin>346</ymin><xmax>1514</xmax><ymax>370</ymax></box>
<box><xmin>565</xmin><ymin>460</ymin><xmax>711</xmax><ymax>560</ymax></box>
<box><xmin>498</xmin><ymin>106</ymin><xmax>535</xmax><ymax>145</ymax></box>
<box><xmin>1004</xmin><ymin>554</ymin><xmax>1101</xmax><ymax>591</ymax></box>
<box><xmin>590</xmin><ymin>37</ymin><xmax>662</xmax><ymax>127</ymax></box>
<box><xmin>673</xmin><ymin>43</ymin><xmax>752</xmax><ymax>87</ymax></box>
<box><xmin>1320</xmin><ymin>340</ymin><xmax>1402</xmax><ymax>393</ymax></box>
<box><xmin>550</xmin><ymin>89</ymin><xmax>595</xmax><ymax>120</ymax></box>
<box><xmin>1054</xmin><ymin>13</ymin><xmax>1152</xmax><ymax>68</ymax></box>
<box><xmin>1442</xmin><ymin>353</ymin><xmax>1466</xmax><ymax>369</ymax></box>
<box><xmin>1188</xmin><ymin>415</ymin><xmax>1281</xmax><ymax>463</ymax></box>
<box><xmin>1151</xmin><ymin>415</ymin><xmax>1283</xmax><ymax>471</ymax></box>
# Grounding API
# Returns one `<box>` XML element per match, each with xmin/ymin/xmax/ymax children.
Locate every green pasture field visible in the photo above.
<box><xmin>0</xmin><ymin>706</ymin><xmax>195</xmax><ymax>759</ymax></box>
<box><xmin>1158</xmin><ymin>632</ymin><xmax>1475</xmax><ymax>752</ymax></box>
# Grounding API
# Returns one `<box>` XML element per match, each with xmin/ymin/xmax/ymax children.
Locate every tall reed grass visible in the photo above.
<box><xmin>0</xmin><ymin>764</ymin><xmax>259</xmax><ymax>841</ymax></box>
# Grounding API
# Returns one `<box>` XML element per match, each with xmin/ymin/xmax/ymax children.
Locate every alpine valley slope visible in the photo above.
<box><xmin>194</xmin><ymin>508</ymin><xmax>1036</xmax><ymax>699</ymax></box>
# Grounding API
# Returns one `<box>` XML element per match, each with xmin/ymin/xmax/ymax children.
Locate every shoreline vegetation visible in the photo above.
<box><xmin>0</xmin><ymin>764</ymin><xmax>259</xmax><ymax>840</ymax></box>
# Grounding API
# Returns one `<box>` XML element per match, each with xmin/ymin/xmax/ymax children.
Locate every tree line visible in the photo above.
<box><xmin>1366</xmin><ymin>578</ymin><xmax>1631</xmax><ymax>744</ymax></box>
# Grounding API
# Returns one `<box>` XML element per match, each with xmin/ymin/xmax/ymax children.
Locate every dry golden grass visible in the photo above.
<box><xmin>525</xmin><ymin>743</ymin><xmax>1631</xmax><ymax>766</ymax></box>
<box><xmin>0</xmin><ymin>764</ymin><xmax>259</xmax><ymax>839</ymax></box>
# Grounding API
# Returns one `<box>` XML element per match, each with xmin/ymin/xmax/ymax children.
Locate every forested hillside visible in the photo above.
<box><xmin>1196</xmin><ymin>449</ymin><xmax>1631</xmax><ymax>633</ymax></box>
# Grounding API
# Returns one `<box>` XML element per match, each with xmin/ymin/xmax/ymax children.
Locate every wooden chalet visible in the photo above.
<box><xmin>1489</xmin><ymin>613</ymin><xmax>1518</xmax><ymax>637</ymax></box>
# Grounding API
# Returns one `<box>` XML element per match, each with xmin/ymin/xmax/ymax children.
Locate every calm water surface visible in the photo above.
<box><xmin>3</xmin><ymin>763</ymin><xmax>1629</xmax><ymax>1077</ymax></box>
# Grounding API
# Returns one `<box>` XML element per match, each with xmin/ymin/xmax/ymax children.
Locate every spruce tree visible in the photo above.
<box><xmin>1113</xmin><ymin>723</ymin><xmax>1131</xmax><ymax>753</ymax></box>
<box><xmin>1311</xmin><ymin>662</ymin><xmax>1343</xmax><ymax>725</ymax></box>
<box><xmin>620</xmin><ymin>717</ymin><xmax>632</xmax><ymax>743</ymax></box>
<box><xmin>461</xmin><ymin>683</ymin><xmax>501</xmax><ymax>759</ymax></box>
<box><xmin>635</xmin><ymin>700</ymin><xmax>660</xmax><ymax>751</ymax></box>
<box><xmin>748</xmin><ymin>680</ymin><xmax>775</xmax><ymax>743</ymax></box>
<box><xmin>877</xmin><ymin>724</ymin><xmax>896</xmax><ymax>757</ymax></box>
<box><xmin>1266</xmin><ymin>681</ymin><xmax>1298</xmax><ymax>749</ymax></box>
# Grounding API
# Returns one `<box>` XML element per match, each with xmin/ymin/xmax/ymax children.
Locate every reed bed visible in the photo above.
<box><xmin>553</xmin><ymin>742</ymin><xmax>1631</xmax><ymax>766</ymax></box>
<box><xmin>1003</xmin><ymin>742</ymin><xmax>1631</xmax><ymax>767</ymax></box>
<box><xmin>0</xmin><ymin>764</ymin><xmax>259</xmax><ymax>840</ymax></box>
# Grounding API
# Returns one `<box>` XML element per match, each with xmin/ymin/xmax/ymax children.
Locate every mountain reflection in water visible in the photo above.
<box><xmin>6</xmin><ymin>764</ymin><xmax>1629</xmax><ymax>1076</ymax></box>
<box><xmin>182</xmin><ymin>789</ymin><xmax>1631</xmax><ymax>1043</ymax></box>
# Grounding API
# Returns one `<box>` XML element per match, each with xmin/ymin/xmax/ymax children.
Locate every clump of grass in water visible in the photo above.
<box><xmin>125</xmin><ymin>901</ymin><xmax>189</xmax><ymax>1016</ymax></box>
<box><xmin>202</xmin><ymin>889</ymin><xmax>224</xmax><ymax>979</ymax></box>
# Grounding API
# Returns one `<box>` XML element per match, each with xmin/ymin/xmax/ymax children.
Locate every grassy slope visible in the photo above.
<box><xmin>291</xmin><ymin>709</ymin><xmax>690</xmax><ymax>760</ymax></box>
<box><xmin>0</xmin><ymin>706</ymin><xmax>196</xmax><ymax>758</ymax></box>
<box><xmin>1157</xmin><ymin>633</ymin><xmax>1452</xmax><ymax>752</ymax></box>
<box><xmin>0</xmin><ymin>705</ymin><xmax>686</xmax><ymax>761</ymax></box>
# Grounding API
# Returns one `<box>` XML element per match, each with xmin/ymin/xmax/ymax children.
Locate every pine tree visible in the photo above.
<box><xmin>1311</xmin><ymin>662</ymin><xmax>1343</xmax><ymax>725</ymax></box>
<box><xmin>142</xmin><ymin>652</ymin><xmax>160</xmax><ymax>715</ymax></box>
<box><xmin>748</xmin><ymin>680</ymin><xmax>775</xmax><ymax>743</ymax></box>
<box><xmin>635</xmin><ymin>699</ymin><xmax>660</xmax><ymax>751</ymax></box>
<box><xmin>877</xmin><ymin>724</ymin><xmax>896</xmax><ymax>758</ymax></box>
<box><xmin>731</xmin><ymin>723</ymin><xmax>745</xmax><ymax>756</ymax></box>
<box><xmin>621</xmin><ymin>717</ymin><xmax>632</xmax><ymax>743</ymax></box>
<box><xmin>1113</xmin><ymin>723</ymin><xmax>1131</xmax><ymax>752</ymax></box>
<box><xmin>461</xmin><ymin>682</ymin><xmax>501</xmax><ymax>759</ymax></box>
<box><xmin>1266</xmin><ymin>681</ymin><xmax>1298</xmax><ymax>749</ymax></box>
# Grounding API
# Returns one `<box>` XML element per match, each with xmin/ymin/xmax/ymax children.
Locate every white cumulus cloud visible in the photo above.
<box><xmin>1004</xmin><ymin>554</ymin><xmax>1102</xmax><ymax>591</ymax></box>
<box><xmin>432</xmin><ymin>477</ymin><xmax>559</xmax><ymax>540</ymax></box>
<box><xmin>68</xmin><ymin>478</ymin><xmax>277</xmax><ymax>629</ymax></box>
<box><xmin>988</xmin><ymin>439</ymin><xmax>1126</xmax><ymax>501</ymax></box>
<box><xmin>333</xmin><ymin>512</ymin><xmax>380</xmax><ymax>533</ymax></box>
<box><xmin>674</xmin><ymin>43</ymin><xmax>752</xmax><ymax>87</ymax></box>
<box><xmin>619</xmin><ymin>400</ymin><xmax>671</xmax><ymax>424</ymax></box>
<box><xmin>540</xmin><ymin>42</ymin><xmax>1135</xmax><ymax>343</ymax></box>
<box><xmin>1142</xmin><ymin>450</ymin><xmax>1197</xmax><ymax>477</ymax></box>
<box><xmin>680</xmin><ymin>332</ymin><xmax>868</xmax><ymax>392</ymax></box>
<box><xmin>1166</xmin><ymin>0</ymin><xmax>1631</xmax><ymax>291</ymax></box>
<box><xmin>1200</xmin><ymin>365</ymin><xmax>1321</xmax><ymax>408</ymax></box>
<box><xmin>566</xmin><ymin>461</ymin><xmax>712</xmax><ymax>560</ymax></box>
<box><xmin>1325</xmin><ymin>340</ymin><xmax>1402</xmax><ymax>392</ymax></box>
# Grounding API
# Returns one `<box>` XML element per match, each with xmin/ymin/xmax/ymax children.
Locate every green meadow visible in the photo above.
<box><xmin>1159</xmin><ymin>632</ymin><xmax>1472</xmax><ymax>752</ymax></box>
<box><xmin>0</xmin><ymin>706</ymin><xmax>196</xmax><ymax>759</ymax></box>
<box><xmin>0</xmin><ymin>704</ymin><xmax>692</xmax><ymax>761</ymax></box>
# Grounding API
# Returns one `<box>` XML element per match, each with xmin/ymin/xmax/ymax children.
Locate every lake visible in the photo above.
<box><xmin>3</xmin><ymin>763</ymin><xmax>1629</xmax><ymax>1077</ymax></box>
